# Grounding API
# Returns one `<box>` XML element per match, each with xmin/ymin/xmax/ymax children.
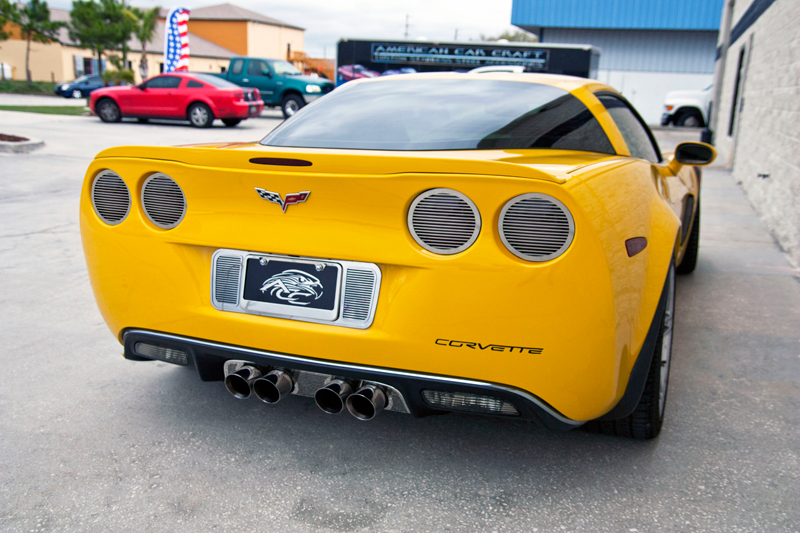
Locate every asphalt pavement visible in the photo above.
<box><xmin>0</xmin><ymin>109</ymin><xmax>798</xmax><ymax>532</ymax></box>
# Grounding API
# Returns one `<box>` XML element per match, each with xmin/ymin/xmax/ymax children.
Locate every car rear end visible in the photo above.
<box><xmin>80</xmin><ymin>143</ymin><xmax>645</xmax><ymax>429</ymax></box>
<box><xmin>214</xmin><ymin>87</ymin><xmax>263</xmax><ymax>119</ymax></box>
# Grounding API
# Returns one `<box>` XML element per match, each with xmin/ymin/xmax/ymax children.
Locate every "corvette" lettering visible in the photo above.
<box><xmin>435</xmin><ymin>339</ymin><xmax>543</xmax><ymax>355</ymax></box>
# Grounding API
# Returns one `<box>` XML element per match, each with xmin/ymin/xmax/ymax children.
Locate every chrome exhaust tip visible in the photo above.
<box><xmin>253</xmin><ymin>369</ymin><xmax>294</xmax><ymax>404</ymax></box>
<box><xmin>314</xmin><ymin>379</ymin><xmax>353</xmax><ymax>414</ymax></box>
<box><xmin>346</xmin><ymin>383</ymin><xmax>387</xmax><ymax>421</ymax></box>
<box><xmin>224</xmin><ymin>365</ymin><xmax>262</xmax><ymax>399</ymax></box>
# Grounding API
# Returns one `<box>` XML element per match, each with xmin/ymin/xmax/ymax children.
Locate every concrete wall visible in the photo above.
<box><xmin>596</xmin><ymin>69</ymin><xmax>713</xmax><ymax>125</ymax></box>
<box><xmin>246</xmin><ymin>22</ymin><xmax>304</xmax><ymax>59</ymax></box>
<box><xmin>0</xmin><ymin>38</ymin><xmax>92</xmax><ymax>82</ymax></box>
<box><xmin>714</xmin><ymin>0</ymin><xmax>800</xmax><ymax>267</ymax></box>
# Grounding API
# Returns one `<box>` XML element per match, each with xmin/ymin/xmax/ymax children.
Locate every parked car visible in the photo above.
<box><xmin>55</xmin><ymin>75</ymin><xmax>110</xmax><ymax>98</ymax></box>
<box><xmin>213</xmin><ymin>57</ymin><xmax>334</xmax><ymax>119</ymax></box>
<box><xmin>661</xmin><ymin>85</ymin><xmax>712</xmax><ymax>127</ymax></box>
<box><xmin>89</xmin><ymin>72</ymin><xmax>263</xmax><ymax>128</ymax></box>
<box><xmin>337</xmin><ymin>64</ymin><xmax>380</xmax><ymax>83</ymax></box>
<box><xmin>381</xmin><ymin>68</ymin><xmax>418</xmax><ymax>76</ymax></box>
<box><xmin>79</xmin><ymin>73</ymin><xmax>715</xmax><ymax>439</ymax></box>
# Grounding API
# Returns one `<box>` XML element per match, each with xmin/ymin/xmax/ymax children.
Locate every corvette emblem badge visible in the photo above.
<box><xmin>255</xmin><ymin>188</ymin><xmax>310</xmax><ymax>212</ymax></box>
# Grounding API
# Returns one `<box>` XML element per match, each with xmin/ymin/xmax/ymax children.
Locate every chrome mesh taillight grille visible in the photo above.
<box><xmin>342</xmin><ymin>269</ymin><xmax>376</xmax><ymax>321</ymax></box>
<box><xmin>141</xmin><ymin>173</ymin><xmax>186</xmax><ymax>229</ymax></box>
<box><xmin>91</xmin><ymin>170</ymin><xmax>130</xmax><ymax>225</ymax></box>
<box><xmin>408</xmin><ymin>189</ymin><xmax>481</xmax><ymax>254</ymax></box>
<box><xmin>499</xmin><ymin>193</ymin><xmax>575</xmax><ymax>261</ymax></box>
<box><xmin>214</xmin><ymin>255</ymin><xmax>242</xmax><ymax>305</ymax></box>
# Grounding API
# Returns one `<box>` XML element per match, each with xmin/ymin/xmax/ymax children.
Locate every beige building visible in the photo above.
<box><xmin>712</xmin><ymin>0</ymin><xmax>800</xmax><ymax>267</ymax></box>
<box><xmin>176</xmin><ymin>3</ymin><xmax>305</xmax><ymax>60</ymax></box>
<box><xmin>0</xmin><ymin>3</ymin><xmax>305</xmax><ymax>84</ymax></box>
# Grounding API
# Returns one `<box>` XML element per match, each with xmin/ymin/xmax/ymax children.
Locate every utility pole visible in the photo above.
<box><xmin>404</xmin><ymin>14</ymin><xmax>409</xmax><ymax>39</ymax></box>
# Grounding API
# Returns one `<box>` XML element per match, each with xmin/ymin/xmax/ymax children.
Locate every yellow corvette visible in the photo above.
<box><xmin>80</xmin><ymin>73</ymin><xmax>715</xmax><ymax>439</ymax></box>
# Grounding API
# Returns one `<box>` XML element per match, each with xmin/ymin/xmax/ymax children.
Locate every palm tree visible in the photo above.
<box><xmin>16</xmin><ymin>0</ymin><xmax>66</xmax><ymax>85</ymax></box>
<box><xmin>132</xmin><ymin>6</ymin><xmax>159</xmax><ymax>80</ymax></box>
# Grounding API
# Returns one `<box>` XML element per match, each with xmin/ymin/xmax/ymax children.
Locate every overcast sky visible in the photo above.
<box><xmin>46</xmin><ymin>0</ymin><xmax>517</xmax><ymax>58</ymax></box>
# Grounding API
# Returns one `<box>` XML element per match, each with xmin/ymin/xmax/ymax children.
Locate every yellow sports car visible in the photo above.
<box><xmin>80</xmin><ymin>73</ymin><xmax>715</xmax><ymax>439</ymax></box>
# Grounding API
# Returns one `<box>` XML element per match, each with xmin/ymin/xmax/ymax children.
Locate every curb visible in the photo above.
<box><xmin>0</xmin><ymin>138</ymin><xmax>45</xmax><ymax>153</ymax></box>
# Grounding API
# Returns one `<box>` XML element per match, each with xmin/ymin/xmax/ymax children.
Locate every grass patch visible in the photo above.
<box><xmin>0</xmin><ymin>79</ymin><xmax>59</xmax><ymax>95</ymax></box>
<box><xmin>0</xmin><ymin>105</ymin><xmax>89</xmax><ymax>116</ymax></box>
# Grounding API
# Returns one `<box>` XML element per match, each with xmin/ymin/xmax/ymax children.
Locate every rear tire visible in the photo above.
<box><xmin>71</xmin><ymin>89</ymin><xmax>83</xmax><ymax>99</ymax></box>
<box><xmin>583</xmin><ymin>264</ymin><xmax>675</xmax><ymax>439</ymax></box>
<box><xmin>281</xmin><ymin>94</ymin><xmax>304</xmax><ymax>119</ymax></box>
<box><xmin>222</xmin><ymin>118</ymin><xmax>241</xmax><ymax>127</ymax></box>
<box><xmin>188</xmin><ymin>102</ymin><xmax>214</xmax><ymax>128</ymax></box>
<box><xmin>96</xmin><ymin>98</ymin><xmax>121</xmax><ymax>123</ymax></box>
<box><xmin>677</xmin><ymin>200</ymin><xmax>700</xmax><ymax>274</ymax></box>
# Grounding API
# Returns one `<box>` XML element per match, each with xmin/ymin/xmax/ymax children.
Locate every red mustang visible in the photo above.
<box><xmin>89</xmin><ymin>72</ymin><xmax>264</xmax><ymax>127</ymax></box>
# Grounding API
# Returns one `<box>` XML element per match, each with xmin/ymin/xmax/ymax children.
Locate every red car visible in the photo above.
<box><xmin>89</xmin><ymin>72</ymin><xmax>264</xmax><ymax>128</ymax></box>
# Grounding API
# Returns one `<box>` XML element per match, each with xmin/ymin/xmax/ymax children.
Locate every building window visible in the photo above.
<box><xmin>728</xmin><ymin>46</ymin><xmax>746</xmax><ymax>137</ymax></box>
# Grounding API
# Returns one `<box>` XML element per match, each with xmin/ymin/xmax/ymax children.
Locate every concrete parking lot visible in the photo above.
<box><xmin>1</xmin><ymin>108</ymin><xmax>799</xmax><ymax>532</ymax></box>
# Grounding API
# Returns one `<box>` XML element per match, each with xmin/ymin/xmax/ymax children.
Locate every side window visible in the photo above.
<box><xmin>161</xmin><ymin>76</ymin><xmax>181</xmax><ymax>89</ymax></box>
<box><xmin>247</xmin><ymin>59</ymin><xmax>268</xmax><ymax>76</ymax></box>
<box><xmin>187</xmin><ymin>80</ymin><xmax>204</xmax><ymax>88</ymax></box>
<box><xmin>599</xmin><ymin>95</ymin><xmax>661</xmax><ymax>163</ymax></box>
<box><xmin>477</xmin><ymin>94</ymin><xmax>615</xmax><ymax>154</ymax></box>
<box><xmin>230</xmin><ymin>58</ymin><xmax>244</xmax><ymax>75</ymax></box>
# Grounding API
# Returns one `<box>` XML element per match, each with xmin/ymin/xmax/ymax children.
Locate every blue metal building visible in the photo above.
<box><xmin>512</xmin><ymin>0</ymin><xmax>724</xmax><ymax>124</ymax></box>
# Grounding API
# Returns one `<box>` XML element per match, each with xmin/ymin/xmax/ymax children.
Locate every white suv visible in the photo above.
<box><xmin>661</xmin><ymin>85</ymin><xmax>712</xmax><ymax>128</ymax></box>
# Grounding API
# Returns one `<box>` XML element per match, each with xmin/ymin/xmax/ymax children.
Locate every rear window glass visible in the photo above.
<box><xmin>261</xmin><ymin>79</ymin><xmax>615</xmax><ymax>152</ymax></box>
<box><xmin>191</xmin><ymin>74</ymin><xmax>238</xmax><ymax>88</ymax></box>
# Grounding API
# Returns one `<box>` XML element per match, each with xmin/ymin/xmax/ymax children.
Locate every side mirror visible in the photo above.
<box><xmin>669</xmin><ymin>141</ymin><xmax>716</xmax><ymax>173</ymax></box>
<box><xmin>263</xmin><ymin>69</ymin><xmax>273</xmax><ymax>78</ymax></box>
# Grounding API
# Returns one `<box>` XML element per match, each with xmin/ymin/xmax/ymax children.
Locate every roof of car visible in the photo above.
<box><xmin>346</xmin><ymin>71</ymin><xmax>615</xmax><ymax>95</ymax></box>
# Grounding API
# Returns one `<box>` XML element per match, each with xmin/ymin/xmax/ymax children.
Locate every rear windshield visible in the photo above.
<box><xmin>191</xmin><ymin>74</ymin><xmax>239</xmax><ymax>88</ymax></box>
<box><xmin>261</xmin><ymin>79</ymin><xmax>615</xmax><ymax>153</ymax></box>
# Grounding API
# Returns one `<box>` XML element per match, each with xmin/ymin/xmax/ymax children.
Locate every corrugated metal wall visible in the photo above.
<box><xmin>511</xmin><ymin>0</ymin><xmax>724</xmax><ymax>31</ymax></box>
<box><xmin>542</xmin><ymin>29</ymin><xmax>717</xmax><ymax>73</ymax></box>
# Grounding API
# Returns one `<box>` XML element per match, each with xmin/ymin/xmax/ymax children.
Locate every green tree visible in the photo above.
<box><xmin>16</xmin><ymin>0</ymin><xmax>66</xmax><ymax>85</ymax></box>
<box><xmin>0</xmin><ymin>0</ymin><xmax>19</xmax><ymax>42</ymax></box>
<box><xmin>480</xmin><ymin>29</ymin><xmax>538</xmax><ymax>43</ymax></box>
<box><xmin>69</xmin><ymin>0</ymin><xmax>136</xmax><ymax>79</ymax></box>
<box><xmin>132</xmin><ymin>6</ymin><xmax>158</xmax><ymax>79</ymax></box>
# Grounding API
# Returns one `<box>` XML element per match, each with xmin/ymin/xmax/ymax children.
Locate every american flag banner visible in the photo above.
<box><xmin>164</xmin><ymin>7</ymin><xmax>191</xmax><ymax>72</ymax></box>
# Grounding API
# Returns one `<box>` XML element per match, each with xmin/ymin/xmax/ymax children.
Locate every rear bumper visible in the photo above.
<box><xmin>123</xmin><ymin>328</ymin><xmax>583</xmax><ymax>431</ymax></box>
<box><xmin>228</xmin><ymin>100</ymin><xmax>263</xmax><ymax>118</ymax></box>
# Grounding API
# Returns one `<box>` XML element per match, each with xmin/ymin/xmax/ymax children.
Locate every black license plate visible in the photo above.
<box><xmin>243</xmin><ymin>258</ymin><xmax>340</xmax><ymax>317</ymax></box>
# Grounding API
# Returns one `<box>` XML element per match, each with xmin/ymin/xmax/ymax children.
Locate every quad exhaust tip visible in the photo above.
<box><xmin>253</xmin><ymin>369</ymin><xmax>294</xmax><ymax>404</ymax></box>
<box><xmin>346</xmin><ymin>384</ymin><xmax>387</xmax><ymax>421</ymax></box>
<box><xmin>314</xmin><ymin>379</ymin><xmax>353</xmax><ymax>414</ymax></box>
<box><xmin>224</xmin><ymin>365</ymin><xmax>262</xmax><ymax>399</ymax></box>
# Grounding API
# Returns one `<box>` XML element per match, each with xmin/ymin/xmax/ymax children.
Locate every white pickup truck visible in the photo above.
<box><xmin>661</xmin><ymin>85</ymin><xmax>712</xmax><ymax>128</ymax></box>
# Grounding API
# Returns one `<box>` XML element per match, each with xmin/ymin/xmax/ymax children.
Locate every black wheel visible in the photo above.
<box><xmin>281</xmin><ymin>94</ymin><xmax>304</xmax><ymax>119</ymax></box>
<box><xmin>222</xmin><ymin>118</ymin><xmax>241</xmax><ymax>127</ymax></box>
<box><xmin>71</xmin><ymin>88</ymin><xmax>83</xmax><ymax>99</ymax></box>
<box><xmin>188</xmin><ymin>102</ymin><xmax>214</xmax><ymax>128</ymax></box>
<box><xmin>583</xmin><ymin>264</ymin><xmax>675</xmax><ymax>439</ymax></box>
<box><xmin>677</xmin><ymin>199</ymin><xmax>700</xmax><ymax>274</ymax></box>
<box><xmin>676</xmin><ymin>109</ymin><xmax>703</xmax><ymax>128</ymax></box>
<box><xmin>96</xmin><ymin>98</ymin><xmax>121</xmax><ymax>123</ymax></box>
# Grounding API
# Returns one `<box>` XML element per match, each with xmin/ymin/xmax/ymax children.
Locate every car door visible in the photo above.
<box><xmin>598</xmin><ymin>93</ymin><xmax>692</xmax><ymax>227</ymax></box>
<box><xmin>142</xmin><ymin>75</ymin><xmax>183</xmax><ymax>117</ymax></box>
<box><xmin>226</xmin><ymin>58</ymin><xmax>246</xmax><ymax>85</ymax></box>
<box><xmin>243</xmin><ymin>59</ymin><xmax>279</xmax><ymax>104</ymax></box>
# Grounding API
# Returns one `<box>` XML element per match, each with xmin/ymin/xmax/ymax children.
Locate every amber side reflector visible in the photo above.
<box><xmin>625</xmin><ymin>237</ymin><xmax>648</xmax><ymax>257</ymax></box>
<box><xmin>249</xmin><ymin>157</ymin><xmax>312</xmax><ymax>167</ymax></box>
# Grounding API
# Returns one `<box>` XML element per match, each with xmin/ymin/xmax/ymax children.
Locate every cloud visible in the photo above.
<box><xmin>47</xmin><ymin>0</ymin><xmax>515</xmax><ymax>58</ymax></box>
